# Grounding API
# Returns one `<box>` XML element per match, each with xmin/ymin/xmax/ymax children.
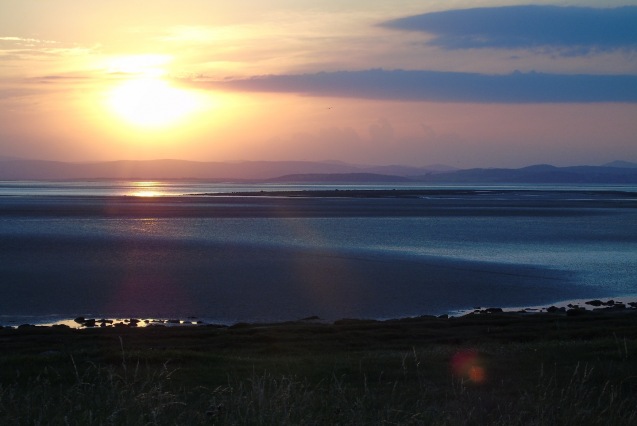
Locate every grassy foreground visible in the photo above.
<box><xmin>1</xmin><ymin>310</ymin><xmax>637</xmax><ymax>425</ymax></box>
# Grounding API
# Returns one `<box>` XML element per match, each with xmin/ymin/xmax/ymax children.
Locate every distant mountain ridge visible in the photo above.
<box><xmin>0</xmin><ymin>159</ymin><xmax>451</xmax><ymax>180</ymax></box>
<box><xmin>265</xmin><ymin>173</ymin><xmax>412</xmax><ymax>183</ymax></box>
<box><xmin>413</xmin><ymin>164</ymin><xmax>637</xmax><ymax>184</ymax></box>
<box><xmin>0</xmin><ymin>158</ymin><xmax>636</xmax><ymax>183</ymax></box>
<box><xmin>604</xmin><ymin>160</ymin><xmax>637</xmax><ymax>168</ymax></box>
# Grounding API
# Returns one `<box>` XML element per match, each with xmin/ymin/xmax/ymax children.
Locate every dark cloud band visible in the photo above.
<box><xmin>204</xmin><ymin>69</ymin><xmax>637</xmax><ymax>103</ymax></box>
<box><xmin>381</xmin><ymin>6</ymin><xmax>637</xmax><ymax>53</ymax></box>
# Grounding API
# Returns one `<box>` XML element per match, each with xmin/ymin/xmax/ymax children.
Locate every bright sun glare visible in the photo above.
<box><xmin>129</xmin><ymin>181</ymin><xmax>164</xmax><ymax>197</ymax></box>
<box><xmin>105</xmin><ymin>55</ymin><xmax>207</xmax><ymax>129</ymax></box>
<box><xmin>108</xmin><ymin>78</ymin><xmax>204</xmax><ymax>128</ymax></box>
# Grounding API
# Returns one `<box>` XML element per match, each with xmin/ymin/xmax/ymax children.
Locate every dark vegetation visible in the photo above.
<box><xmin>1</xmin><ymin>310</ymin><xmax>636</xmax><ymax>425</ymax></box>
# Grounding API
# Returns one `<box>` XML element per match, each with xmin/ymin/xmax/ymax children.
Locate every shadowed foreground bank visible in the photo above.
<box><xmin>1</xmin><ymin>310</ymin><xmax>636</xmax><ymax>425</ymax></box>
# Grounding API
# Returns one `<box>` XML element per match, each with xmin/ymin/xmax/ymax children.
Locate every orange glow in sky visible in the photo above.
<box><xmin>107</xmin><ymin>77</ymin><xmax>206</xmax><ymax>129</ymax></box>
<box><xmin>102</xmin><ymin>55</ymin><xmax>213</xmax><ymax>130</ymax></box>
<box><xmin>1</xmin><ymin>1</ymin><xmax>636</xmax><ymax>167</ymax></box>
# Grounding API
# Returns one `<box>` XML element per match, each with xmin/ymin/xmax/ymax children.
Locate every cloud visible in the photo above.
<box><xmin>0</xmin><ymin>36</ymin><xmax>57</xmax><ymax>46</ymax></box>
<box><xmin>380</xmin><ymin>6</ymin><xmax>637</xmax><ymax>55</ymax></box>
<box><xmin>200</xmin><ymin>69</ymin><xmax>637</xmax><ymax>103</ymax></box>
<box><xmin>0</xmin><ymin>35</ymin><xmax>96</xmax><ymax>60</ymax></box>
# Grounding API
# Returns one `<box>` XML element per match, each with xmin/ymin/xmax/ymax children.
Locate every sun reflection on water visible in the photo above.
<box><xmin>128</xmin><ymin>181</ymin><xmax>164</xmax><ymax>197</ymax></box>
<box><xmin>34</xmin><ymin>318</ymin><xmax>203</xmax><ymax>329</ymax></box>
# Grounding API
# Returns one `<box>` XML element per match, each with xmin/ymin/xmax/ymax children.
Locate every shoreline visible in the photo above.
<box><xmin>4</xmin><ymin>296</ymin><xmax>636</xmax><ymax>330</ymax></box>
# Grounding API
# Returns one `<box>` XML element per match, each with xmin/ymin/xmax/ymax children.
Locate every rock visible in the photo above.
<box><xmin>51</xmin><ymin>324</ymin><xmax>70</xmax><ymax>329</ymax></box>
<box><xmin>413</xmin><ymin>315</ymin><xmax>436</xmax><ymax>320</ymax></box>
<box><xmin>228</xmin><ymin>322</ymin><xmax>250</xmax><ymax>329</ymax></box>
<box><xmin>17</xmin><ymin>324</ymin><xmax>36</xmax><ymax>329</ymax></box>
<box><xmin>300</xmin><ymin>316</ymin><xmax>320</xmax><ymax>321</ymax></box>
<box><xmin>585</xmin><ymin>300</ymin><xmax>603</xmax><ymax>307</ymax></box>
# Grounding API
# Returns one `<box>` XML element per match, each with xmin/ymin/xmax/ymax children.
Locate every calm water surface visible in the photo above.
<box><xmin>1</xmin><ymin>181</ymin><xmax>636</xmax><ymax>326</ymax></box>
<box><xmin>1</xmin><ymin>180</ymin><xmax>636</xmax><ymax>197</ymax></box>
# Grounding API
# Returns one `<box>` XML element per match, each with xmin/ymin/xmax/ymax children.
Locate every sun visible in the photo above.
<box><xmin>107</xmin><ymin>77</ymin><xmax>205</xmax><ymax>129</ymax></box>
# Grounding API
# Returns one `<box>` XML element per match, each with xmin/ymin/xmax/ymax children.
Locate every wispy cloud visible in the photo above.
<box><xmin>0</xmin><ymin>36</ymin><xmax>57</xmax><ymax>45</ymax></box>
<box><xmin>0</xmin><ymin>35</ymin><xmax>96</xmax><ymax>61</ymax></box>
<box><xmin>380</xmin><ymin>6</ymin><xmax>637</xmax><ymax>55</ymax></box>
<box><xmin>199</xmin><ymin>69</ymin><xmax>637</xmax><ymax>103</ymax></box>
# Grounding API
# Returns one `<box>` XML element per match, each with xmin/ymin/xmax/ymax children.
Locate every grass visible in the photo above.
<box><xmin>1</xmin><ymin>311</ymin><xmax>636</xmax><ymax>425</ymax></box>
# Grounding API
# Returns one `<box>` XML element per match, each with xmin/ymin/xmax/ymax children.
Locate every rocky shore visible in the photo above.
<box><xmin>3</xmin><ymin>298</ymin><xmax>636</xmax><ymax>331</ymax></box>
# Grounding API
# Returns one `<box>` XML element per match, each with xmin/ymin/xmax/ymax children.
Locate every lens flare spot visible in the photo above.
<box><xmin>451</xmin><ymin>349</ymin><xmax>486</xmax><ymax>384</ymax></box>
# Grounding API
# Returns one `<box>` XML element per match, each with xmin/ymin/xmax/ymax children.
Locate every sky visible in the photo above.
<box><xmin>0</xmin><ymin>0</ymin><xmax>636</xmax><ymax>168</ymax></box>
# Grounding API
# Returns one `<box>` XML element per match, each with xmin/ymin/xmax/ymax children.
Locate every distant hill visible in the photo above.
<box><xmin>268</xmin><ymin>164</ymin><xmax>637</xmax><ymax>184</ymax></box>
<box><xmin>413</xmin><ymin>164</ymin><xmax>637</xmax><ymax>184</ymax></box>
<box><xmin>603</xmin><ymin>160</ymin><xmax>637</xmax><ymax>168</ymax></box>
<box><xmin>355</xmin><ymin>164</ymin><xmax>457</xmax><ymax>176</ymax></box>
<box><xmin>0</xmin><ymin>159</ymin><xmax>451</xmax><ymax>180</ymax></box>
<box><xmin>0</xmin><ymin>159</ymin><xmax>354</xmax><ymax>180</ymax></box>
<box><xmin>265</xmin><ymin>173</ymin><xmax>412</xmax><ymax>183</ymax></box>
<box><xmin>1</xmin><ymin>158</ymin><xmax>636</xmax><ymax>183</ymax></box>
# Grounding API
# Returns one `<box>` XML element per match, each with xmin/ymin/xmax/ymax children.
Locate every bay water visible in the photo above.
<box><xmin>1</xmin><ymin>181</ymin><xmax>635</xmax><ymax>326</ymax></box>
